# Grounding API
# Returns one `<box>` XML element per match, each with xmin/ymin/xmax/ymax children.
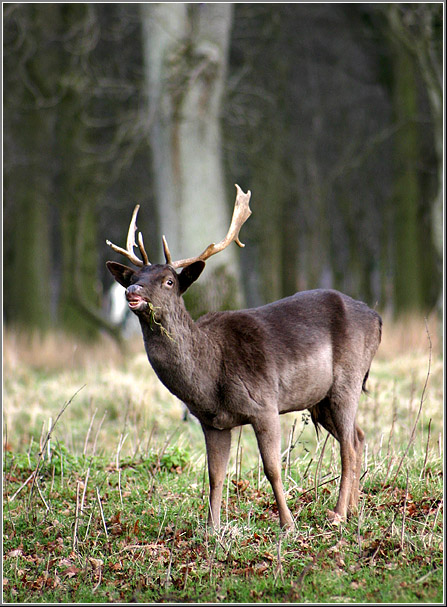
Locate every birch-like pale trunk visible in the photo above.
<box><xmin>141</xmin><ymin>3</ymin><xmax>241</xmax><ymax>312</ymax></box>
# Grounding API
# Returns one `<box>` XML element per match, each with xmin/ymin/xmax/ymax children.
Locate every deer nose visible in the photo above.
<box><xmin>126</xmin><ymin>284</ymin><xmax>143</xmax><ymax>296</ymax></box>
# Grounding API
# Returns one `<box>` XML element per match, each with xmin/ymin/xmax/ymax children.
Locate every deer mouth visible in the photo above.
<box><xmin>126</xmin><ymin>294</ymin><xmax>148</xmax><ymax>312</ymax></box>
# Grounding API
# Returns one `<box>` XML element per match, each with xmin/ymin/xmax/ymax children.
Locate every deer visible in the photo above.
<box><xmin>106</xmin><ymin>184</ymin><xmax>382</xmax><ymax>531</ymax></box>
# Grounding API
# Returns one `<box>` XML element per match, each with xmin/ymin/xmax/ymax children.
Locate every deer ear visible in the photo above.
<box><xmin>178</xmin><ymin>261</ymin><xmax>205</xmax><ymax>294</ymax></box>
<box><xmin>106</xmin><ymin>261</ymin><xmax>136</xmax><ymax>288</ymax></box>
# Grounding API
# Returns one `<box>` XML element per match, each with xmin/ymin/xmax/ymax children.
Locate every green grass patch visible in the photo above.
<box><xmin>3</xmin><ymin>440</ymin><xmax>443</xmax><ymax>603</ymax></box>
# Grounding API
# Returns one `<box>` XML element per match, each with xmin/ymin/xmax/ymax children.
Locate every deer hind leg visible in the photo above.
<box><xmin>312</xmin><ymin>397</ymin><xmax>363</xmax><ymax>521</ymax></box>
<box><xmin>252</xmin><ymin>415</ymin><xmax>294</xmax><ymax>530</ymax></box>
<box><xmin>201</xmin><ymin>424</ymin><xmax>232</xmax><ymax>530</ymax></box>
<box><xmin>349</xmin><ymin>423</ymin><xmax>364</xmax><ymax>512</ymax></box>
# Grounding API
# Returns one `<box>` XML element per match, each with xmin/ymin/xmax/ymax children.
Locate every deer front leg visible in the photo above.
<box><xmin>201</xmin><ymin>423</ymin><xmax>231</xmax><ymax>530</ymax></box>
<box><xmin>252</xmin><ymin>415</ymin><xmax>295</xmax><ymax>530</ymax></box>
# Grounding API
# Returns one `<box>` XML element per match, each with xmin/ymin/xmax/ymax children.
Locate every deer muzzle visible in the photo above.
<box><xmin>126</xmin><ymin>284</ymin><xmax>148</xmax><ymax>312</ymax></box>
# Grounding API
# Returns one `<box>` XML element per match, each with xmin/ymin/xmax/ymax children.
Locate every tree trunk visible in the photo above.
<box><xmin>384</xmin><ymin>3</ymin><xmax>442</xmax><ymax>313</ymax></box>
<box><xmin>9</xmin><ymin>160</ymin><xmax>52</xmax><ymax>330</ymax></box>
<box><xmin>3</xmin><ymin>4</ymin><xmax>56</xmax><ymax>331</ymax></box>
<box><xmin>391</xmin><ymin>44</ymin><xmax>424</xmax><ymax>313</ymax></box>
<box><xmin>141</xmin><ymin>3</ymin><xmax>241</xmax><ymax>314</ymax></box>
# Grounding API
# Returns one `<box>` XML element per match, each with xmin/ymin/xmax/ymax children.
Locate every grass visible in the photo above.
<box><xmin>2</xmin><ymin>315</ymin><xmax>444</xmax><ymax>603</ymax></box>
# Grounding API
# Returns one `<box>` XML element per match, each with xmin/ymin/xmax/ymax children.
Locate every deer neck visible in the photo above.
<box><xmin>138</xmin><ymin>303</ymin><xmax>218</xmax><ymax>405</ymax></box>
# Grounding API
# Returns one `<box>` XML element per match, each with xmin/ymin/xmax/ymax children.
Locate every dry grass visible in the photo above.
<box><xmin>3</xmin><ymin>314</ymin><xmax>443</xmax><ymax>461</ymax></box>
<box><xmin>3</xmin><ymin>329</ymin><xmax>131</xmax><ymax>373</ymax></box>
<box><xmin>378</xmin><ymin>311</ymin><xmax>441</xmax><ymax>359</ymax></box>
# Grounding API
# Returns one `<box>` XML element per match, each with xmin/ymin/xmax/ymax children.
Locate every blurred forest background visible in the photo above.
<box><xmin>3</xmin><ymin>3</ymin><xmax>443</xmax><ymax>340</ymax></box>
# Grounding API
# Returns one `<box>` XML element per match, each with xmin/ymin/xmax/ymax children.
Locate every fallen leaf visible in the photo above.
<box><xmin>88</xmin><ymin>557</ymin><xmax>104</xmax><ymax>570</ymax></box>
<box><xmin>7</xmin><ymin>548</ymin><xmax>23</xmax><ymax>558</ymax></box>
<box><xmin>62</xmin><ymin>565</ymin><xmax>80</xmax><ymax>578</ymax></box>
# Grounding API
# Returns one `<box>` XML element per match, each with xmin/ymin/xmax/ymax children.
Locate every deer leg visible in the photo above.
<box><xmin>252</xmin><ymin>415</ymin><xmax>294</xmax><ymax>530</ymax></box>
<box><xmin>349</xmin><ymin>424</ymin><xmax>364</xmax><ymax>513</ymax></box>
<box><xmin>332</xmin><ymin>434</ymin><xmax>356</xmax><ymax>521</ymax></box>
<box><xmin>312</xmin><ymin>399</ymin><xmax>362</xmax><ymax>521</ymax></box>
<box><xmin>201</xmin><ymin>423</ymin><xmax>231</xmax><ymax>530</ymax></box>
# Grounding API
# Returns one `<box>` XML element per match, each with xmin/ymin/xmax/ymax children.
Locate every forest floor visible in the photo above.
<box><xmin>2</xmin><ymin>315</ymin><xmax>444</xmax><ymax>604</ymax></box>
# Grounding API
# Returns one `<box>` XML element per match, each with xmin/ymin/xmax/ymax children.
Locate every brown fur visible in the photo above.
<box><xmin>107</xmin><ymin>260</ymin><xmax>382</xmax><ymax>530</ymax></box>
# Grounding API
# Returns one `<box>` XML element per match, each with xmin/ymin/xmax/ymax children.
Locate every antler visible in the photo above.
<box><xmin>163</xmin><ymin>184</ymin><xmax>252</xmax><ymax>269</ymax></box>
<box><xmin>106</xmin><ymin>204</ymin><xmax>150</xmax><ymax>267</ymax></box>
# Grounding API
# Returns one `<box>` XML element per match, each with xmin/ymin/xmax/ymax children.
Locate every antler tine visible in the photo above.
<box><xmin>167</xmin><ymin>184</ymin><xmax>252</xmax><ymax>269</ymax></box>
<box><xmin>137</xmin><ymin>231</ymin><xmax>150</xmax><ymax>265</ymax></box>
<box><xmin>162</xmin><ymin>235</ymin><xmax>173</xmax><ymax>265</ymax></box>
<box><xmin>106</xmin><ymin>204</ymin><xmax>150</xmax><ymax>267</ymax></box>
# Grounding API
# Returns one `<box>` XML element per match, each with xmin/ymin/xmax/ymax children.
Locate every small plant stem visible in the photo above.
<box><xmin>27</xmin><ymin>385</ymin><xmax>85</xmax><ymax>512</ymax></box>
<box><xmin>118</xmin><ymin>469</ymin><xmax>123</xmax><ymax>508</ymax></box>
<box><xmin>92</xmin><ymin>410</ymin><xmax>107</xmax><ymax>457</ymax></box>
<box><xmin>47</xmin><ymin>417</ymin><xmax>52</xmax><ymax>462</ymax></box>
<box><xmin>27</xmin><ymin>436</ymin><xmax>34</xmax><ymax>468</ymax></box>
<box><xmin>208</xmin><ymin>535</ymin><xmax>218</xmax><ymax>588</ymax></box>
<box><xmin>165</xmin><ymin>548</ymin><xmax>174</xmax><ymax>588</ymax></box>
<box><xmin>201</xmin><ymin>452</ymin><xmax>208</xmax><ymax>512</ymax></box>
<box><xmin>392</xmin><ymin>320</ymin><xmax>432</xmax><ymax>486</ymax></box>
<box><xmin>35</xmin><ymin>478</ymin><xmax>50</xmax><ymax>512</ymax></box>
<box><xmin>235</xmin><ymin>426</ymin><xmax>243</xmax><ymax>482</ymax></box>
<box><xmin>315</xmin><ymin>433</ymin><xmax>330</xmax><ymax>501</ymax></box>
<box><xmin>50</xmin><ymin>465</ymin><xmax>55</xmax><ymax>494</ymax></box>
<box><xmin>369</xmin><ymin>511</ymin><xmax>399</xmax><ymax>563</ymax></box>
<box><xmin>73</xmin><ymin>481</ymin><xmax>81</xmax><ymax>551</ymax></box>
<box><xmin>84</xmin><ymin>511</ymin><xmax>94</xmax><ymax>541</ymax></box>
<box><xmin>302</xmin><ymin>456</ymin><xmax>314</xmax><ymax>480</ymax></box>
<box><xmin>144</xmin><ymin>422</ymin><xmax>157</xmax><ymax>459</ymax></box>
<box><xmin>300</xmin><ymin>474</ymin><xmax>339</xmax><ymax>498</ymax></box>
<box><xmin>383</xmin><ymin>381</ymin><xmax>397</xmax><ymax>483</ymax></box>
<box><xmin>286</xmin><ymin>419</ymin><xmax>296</xmax><ymax>481</ymax></box>
<box><xmin>415</xmin><ymin>569</ymin><xmax>437</xmax><ymax>584</ymax></box>
<box><xmin>83</xmin><ymin>407</ymin><xmax>97</xmax><ymax>456</ymax></box>
<box><xmin>59</xmin><ymin>443</ymin><xmax>64</xmax><ymax>489</ymax></box>
<box><xmin>80</xmin><ymin>467</ymin><xmax>90</xmax><ymax>514</ymax></box>
<box><xmin>357</xmin><ymin>497</ymin><xmax>365</xmax><ymax>555</ymax></box>
<box><xmin>154</xmin><ymin>427</ymin><xmax>179</xmax><ymax>473</ymax></box>
<box><xmin>9</xmin><ymin>472</ymin><xmax>35</xmax><ymax>502</ymax></box>
<box><xmin>156</xmin><ymin>507</ymin><xmax>168</xmax><ymax>543</ymax></box>
<box><xmin>273</xmin><ymin>535</ymin><xmax>284</xmax><ymax>585</ymax></box>
<box><xmin>96</xmin><ymin>487</ymin><xmax>108</xmax><ymax>539</ymax></box>
<box><xmin>420</xmin><ymin>418</ymin><xmax>432</xmax><ymax>481</ymax></box>
<box><xmin>225</xmin><ymin>467</ymin><xmax>230</xmax><ymax>526</ymax></box>
<box><xmin>427</xmin><ymin>500</ymin><xmax>442</xmax><ymax>548</ymax></box>
<box><xmin>165</xmin><ymin>502</ymin><xmax>183</xmax><ymax>588</ymax></box>
<box><xmin>400</xmin><ymin>469</ymin><xmax>409</xmax><ymax>550</ymax></box>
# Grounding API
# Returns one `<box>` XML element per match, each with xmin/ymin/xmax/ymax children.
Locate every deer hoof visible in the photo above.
<box><xmin>327</xmin><ymin>509</ymin><xmax>344</xmax><ymax>526</ymax></box>
<box><xmin>280</xmin><ymin>517</ymin><xmax>295</xmax><ymax>533</ymax></box>
<box><xmin>282</xmin><ymin>522</ymin><xmax>295</xmax><ymax>534</ymax></box>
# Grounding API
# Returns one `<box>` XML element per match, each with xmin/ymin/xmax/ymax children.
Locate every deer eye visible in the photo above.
<box><xmin>164</xmin><ymin>278</ymin><xmax>174</xmax><ymax>287</ymax></box>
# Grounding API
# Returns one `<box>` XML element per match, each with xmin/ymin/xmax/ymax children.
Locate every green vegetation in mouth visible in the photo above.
<box><xmin>147</xmin><ymin>302</ymin><xmax>175</xmax><ymax>342</ymax></box>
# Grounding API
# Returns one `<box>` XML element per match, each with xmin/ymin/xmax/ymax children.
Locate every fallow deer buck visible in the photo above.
<box><xmin>106</xmin><ymin>185</ymin><xmax>382</xmax><ymax>530</ymax></box>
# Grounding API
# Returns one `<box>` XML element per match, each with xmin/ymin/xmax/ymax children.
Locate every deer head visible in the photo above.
<box><xmin>106</xmin><ymin>185</ymin><xmax>252</xmax><ymax>318</ymax></box>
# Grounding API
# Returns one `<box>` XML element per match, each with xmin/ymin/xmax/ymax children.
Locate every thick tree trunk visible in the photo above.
<box><xmin>385</xmin><ymin>3</ymin><xmax>442</xmax><ymax>313</ymax></box>
<box><xmin>9</xmin><ymin>159</ymin><xmax>52</xmax><ymax>330</ymax></box>
<box><xmin>4</xmin><ymin>5</ymin><xmax>56</xmax><ymax>330</ymax></box>
<box><xmin>141</xmin><ymin>3</ymin><xmax>241</xmax><ymax>314</ymax></box>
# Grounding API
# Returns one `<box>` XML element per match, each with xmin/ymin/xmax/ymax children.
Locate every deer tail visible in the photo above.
<box><xmin>310</xmin><ymin>401</ymin><xmax>324</xmax><ymax>439</ymax></box>
<box><xmin>362</xmin><ymin>369</ymin><xmax>370</xmax><ymax>394</ymax></box>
